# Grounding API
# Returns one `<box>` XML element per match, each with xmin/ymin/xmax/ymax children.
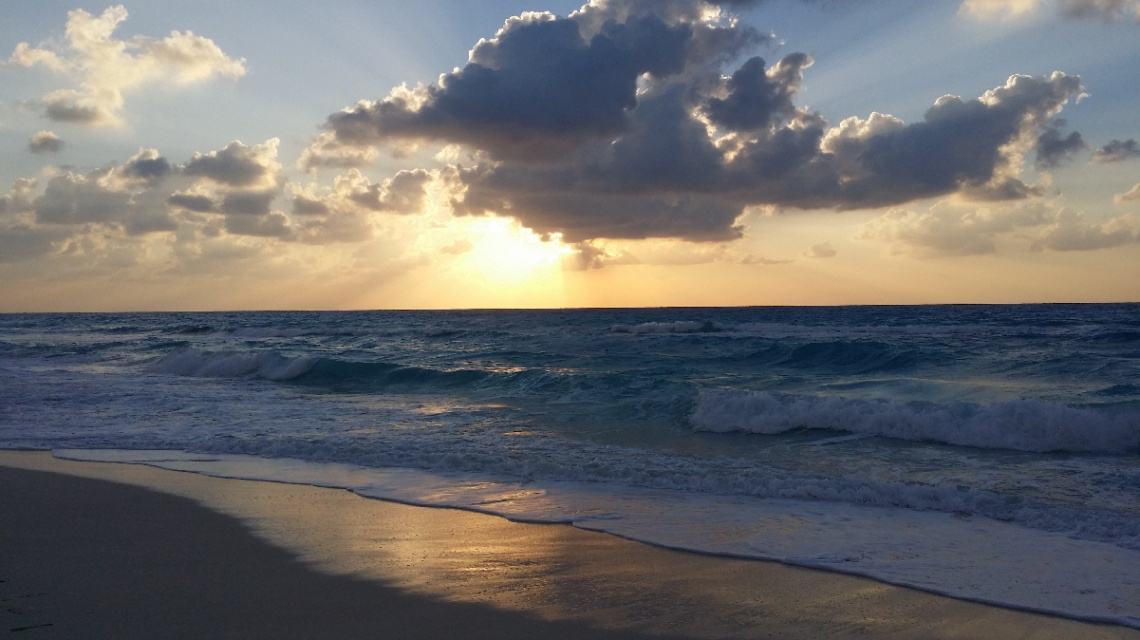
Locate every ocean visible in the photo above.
<box><xmin>1</xmin><ymin>304</ymin><xmax>1137</xmax><ymax>626</ymax></box>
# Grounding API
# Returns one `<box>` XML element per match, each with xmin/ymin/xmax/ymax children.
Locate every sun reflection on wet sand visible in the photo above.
<box><xmin>4</xmin><ymin>451</ymin><xmax>1137</xmax><ymax>640</ymax></box>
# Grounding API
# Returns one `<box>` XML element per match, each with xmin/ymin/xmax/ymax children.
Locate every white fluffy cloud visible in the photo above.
<box><xmin>6</xmin><ymin>5</ymin><xmax>246</xmax><ymax>126</ymax></box>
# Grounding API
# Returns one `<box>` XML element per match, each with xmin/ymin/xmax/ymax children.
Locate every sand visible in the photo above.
<box><xmin>2</xmin><ymin>450</ymin><xmax>1137</xmax><ymax>639</ymax></box>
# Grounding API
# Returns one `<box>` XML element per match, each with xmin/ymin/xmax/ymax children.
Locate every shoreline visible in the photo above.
<box><xmin>3</xmin><ymin>450</ymin><xmax>1138</xmax><ymax>639</ymax></box>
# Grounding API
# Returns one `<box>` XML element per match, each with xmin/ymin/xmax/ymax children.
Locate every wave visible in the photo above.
<box><xmin>228</xmin><ymin>327</ymin><xmax>315</xmax><ymax>338</ymax></box>
<box><xmin>168</xmin><ymin>324</ymin><xmax>216</xmax><ymax>335</ymax></box>
<box><xmin>690</xmin><ymin>389</ymin><xmax>1140</xmax><ymax>453</ymax></box>
<box><xmin>745</xmin><ymin>340</ymin><xmax>928</xmax><ymax>374</ymax></box>
<box><xmin>297</xmin><ymin>358</ymin><xmax>490</xmax><ymax>390</ymax></box>
<box><xmin>146</xmin><ymin>348</ymin><xmax>491</xmax><ymax>391</ymax></box>
<box><xmin>147</xmin><ymin>348</ymin><xmax>313</xmax><ymax>380</ymax></box>
<box><xmin>610</xmin><ymin>320</ymin><xmax>733</xmax><ymax>334</ymax></box>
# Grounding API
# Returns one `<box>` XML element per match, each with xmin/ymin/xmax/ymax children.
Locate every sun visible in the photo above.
<box><xmin>461</xmin><ymin>217</ymin><xmax>573</xmax><ymax>286</ymax></box>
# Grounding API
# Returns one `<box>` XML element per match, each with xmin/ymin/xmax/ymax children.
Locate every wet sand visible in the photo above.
<box><xmin>2</xmin><ymin>451</ymin><xmax>1137</xmax><ymax>639</ymax></box>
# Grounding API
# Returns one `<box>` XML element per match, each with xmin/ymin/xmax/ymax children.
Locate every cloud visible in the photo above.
<box><xmin>28</xmin><ymin>131</ymin><xmax>64</xmax><ymax>154</ymax></box>
<box><xmin>1091</xmin><ymin>139</ymin><xmax>1140</xmax><ymax>163</ymax></box>
<box><xmin>804</xmin><ymin>241</ymin><xmax>837</xmax><ymax>258</ymax></box>
<box><xmin>440</xmin><ymin>239</ymin><xmax>474</xmax><ymax>255</ymax></box>
<box><xmin>1031</xmin><ymin>209</ymin><xmax>1137</xmax><ymax>249</ymax></box>
<box><xmin>0</xmin><ymin>134</ymin><xmax>408</xmax><ymax>271</ymax></box>
<box><xmin>0</xmin><ymin>223</ymin><xmax>73</xmax><ymax>263</ymax></box>
<box><xmin>223</xmin><ymin>211</ymin><xmax>291</xmax><ymax>238</ymax></box>
<box><xmin>857</xmin><ymin>201</ymin><xmax>1052</xmax><ymax>256</ymax></box>
<box><xmin>183</xmin><ymin>139</ymin><xmax>281</xmax><ymax>188</ymax></box>
<box><xmin>456</xmin><ymin>69</ymin><xmax>1081</xmax><ymax>241</ymax></box>
<box><xmin>291</xmin><ymin>195</ymin><xmax>330</xmax><ymax>216</ymax></box>
<box><xmin>705</xmin><ymin>53</ymin><xmax>811</xmax><ymax>132</ymax></box>
<box><xmin>341</xmin><ymin>169</ymin><xmax>433</xmax><ymax>214</ymax></box>
<box><xmin>297</xmin><ymin>131</ymin><xmax>380</xmax><ymax>173</ymax></box>
<box><xmin>740</xmin><ymin>254</ymin><xmax>793</xmax><ymax>265</ymax></box>
<box><xmin>959</xmin><ymin>0</ymin><xmax>1140</xmax><ymax>20</ymax></box>
<box><xmin>168</xmin><ymin>191</ymin><xmax>217</xmax><ymax>212</ymax></box>
<box><xmin>6</xmin><ymin>5</ymin><xmax>245</xmax><ymax>126</ymax></box>
<box><xmin>0</xmin><ymin>179</ymin><xmax>38</xmax><ymax>216</ymax></box>
<box><xmin>0</xmin><ymin>179</ymin><xmax>68</xmax><ymax>264</ymax></box>
<box><xmin>221</xmin><ymin>190</ymin><xmax>276</xmax><ymax>216</ymax></box>
<box><xmin>323</xmin><ymin>11</ymin><xmax>711</xmax><ymax>162</ymax></box>
<box><xmin>1035</xmin><ymin>119</ymin><xmax>1086</xmax><ymax>168</ymax></box>
<box><xmin>314</xmin><ymin>2</ymin><xmax>1085</xmax><ymax>243</ymax></box>
<box><xmin>1059</xmin><ymin>0</ymin><xmax>1140</xmax><ymax>20</ymax></box>
<box><xmin>860</xmin><ymin>200</ymin><xmax>1137</xmax><ymax>255</ymax></box>
<box><xmin>122</xmin><ymin>148</ymin><xmax>173</xmax><ymax>183</ymax></box>
<box><xmin>31</xmin><ymin>169</ymin><xmax>178</xmax><ymax>235</ymax></box>
<box><xmin>958</xmin><ymin>0</ymin><xmax>1045</xmax><ymax>21</ymax></box>
<box><xmin>1115</xmin><ymin>183</ymin><xmax>1140</xmax><ymax>202</ymax></box>
<box><xmin>18</xmin><ymin>139</ymin><xmax>286</xmax><ymax>240</ymax></box>
<box><xmin>563</xmin><ymin>240</ymin><xmax>639</xmax><ymax>270</ymax></box>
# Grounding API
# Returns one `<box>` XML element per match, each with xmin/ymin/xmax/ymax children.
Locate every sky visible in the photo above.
<box><xmin>1</xmin><ymin>0</ymin><xmax>1138</xmax><ymax>311</ymax></box>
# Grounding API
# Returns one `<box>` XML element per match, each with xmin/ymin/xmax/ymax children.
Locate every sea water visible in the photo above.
<box><xmin>1</xmin><ymin>305</ymin><xmax>1137</xmax><ymax>626</ymax></box>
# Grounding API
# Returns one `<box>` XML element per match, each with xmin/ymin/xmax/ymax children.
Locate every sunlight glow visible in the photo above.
<box><xmin>461</xmin><ymin>217</ymin><xmax>573</xmax><ymax>286</ymax></box>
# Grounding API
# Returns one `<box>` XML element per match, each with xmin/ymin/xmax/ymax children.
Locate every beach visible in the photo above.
<box><xmin>3</xmin><ymin>451</ymin><xmax>1136</xmax><ymax>639</ymax></box>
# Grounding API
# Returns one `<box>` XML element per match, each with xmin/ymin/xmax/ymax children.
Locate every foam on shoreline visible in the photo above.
<box><xmin>49</xmin><ymin>447</ymin><xmax>1140</xmax><ymax>629</ymax></box>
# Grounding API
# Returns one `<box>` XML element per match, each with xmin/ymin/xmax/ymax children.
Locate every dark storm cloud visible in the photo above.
<box><xmin>319</xmin><ymin>0</ymin><xmax>1088</xmax><ymax>242</ymax></box>
<box><xmin>1035</xmin><ymin>119</ymin><xmax>1086</xmax><ymax>169</ymax></box>
<box><xmin>1091</xmin><ymin>139</ymin><xmax>1140</xmax><ymax>163</ymax></box>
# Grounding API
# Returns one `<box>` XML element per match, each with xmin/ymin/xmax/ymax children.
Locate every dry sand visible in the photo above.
<box><xmin>2</xmin><ymin>450</ymin><xmax>1137</xmax><ymax>639</ymax></box>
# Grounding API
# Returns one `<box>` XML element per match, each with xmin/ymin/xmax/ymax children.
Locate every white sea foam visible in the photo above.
<box><xmin>690</xmin><ymin>388</ymin><xmax>1140</xmax><ymax>453</ymax></box>
<box><xmin>53</xmin><ymin>449</ymin><xmax>1140</xmax><ymax>629</ymax></box>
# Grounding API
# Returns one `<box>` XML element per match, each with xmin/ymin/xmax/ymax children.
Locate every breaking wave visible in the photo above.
<box><xmin>690</xmin><ymin>388</ymin><xmax>1140</xmax><ymax>454</ymax></box>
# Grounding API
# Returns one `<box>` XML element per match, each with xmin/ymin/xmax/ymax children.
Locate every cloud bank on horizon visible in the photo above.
<box><xmin>0</xmin><ymin>0</ymin><xmax>1137</xmax><ymax>308</ymax></box>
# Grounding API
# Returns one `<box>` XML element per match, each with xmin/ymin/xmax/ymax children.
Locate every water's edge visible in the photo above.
<box><xmin>40</xmin><ymin>447</ymin><xmax>1140</xmax><ymax>630</ymax></box>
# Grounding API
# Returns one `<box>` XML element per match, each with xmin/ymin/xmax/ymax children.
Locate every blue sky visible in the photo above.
<box><xmin>1</xmin><ymin>0</ymin><xmax>1137</xmax><ymax>310</ymax></box>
